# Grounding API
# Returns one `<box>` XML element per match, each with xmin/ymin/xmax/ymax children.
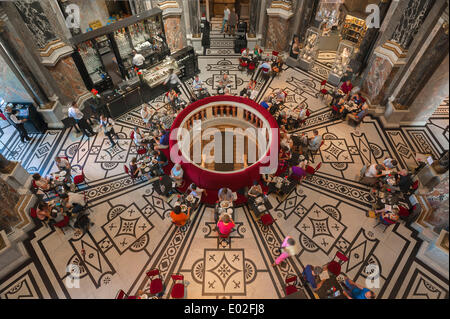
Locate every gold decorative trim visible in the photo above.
<box><xmin>38</xmin><ymin>38</ymin><xmax>61</xmax><ymax>52</ymax></box>
<box><xmin>39</xmin><ymin>43</ymin><xmax>67</xmax><ymax>57</ymax></box>
<box><xmin>381</xmin><ymin>42</ymin><xmax>407</xmax><ymax>58</ymax></box>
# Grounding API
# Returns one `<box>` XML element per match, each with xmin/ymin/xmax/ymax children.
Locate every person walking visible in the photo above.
<box><xmin>221</xmin><ymin>5</ymin><xmax>230</xmax><ymax>33</ymax></box>
<box><xmin>272</xmin><ymin>236</ymin><xmax>300</xmax><ymax>267</ymax></box>
<box><xmin>99</xmin><ymin>114</ymin><xmax>119</xmax><ymax>147</ymax></box>
<box><xmin>4</xmin><ymin>106</ymin><xmax>31</xmax><ymax>143</ymax></box>
<box><xmin>68</xmin><ymin>102</ymin><xmax>96</xmax><ymax>137</ymax></box>
<box><xmin>227</xmin><ymin>7</ymin><xmax>237</xmax><ymax>36</ymax></box>
<box><xmin>163</xmin><ymin>68</ymin><xmax>182</xmax><ymax>94</ymax></box>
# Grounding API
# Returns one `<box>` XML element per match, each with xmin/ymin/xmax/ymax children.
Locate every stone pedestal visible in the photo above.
<box><xmin>285</xmin><ymin>56</ymin><xmax>300</xmax><ymax>68</ymax></box>
<box><xmin>0</xmin><ymin>230</ymin><xmax>30</xmax><ymax>281</ymax></box>
<box><xmin>186</xmin><ymin>35</ymin><xmax>203</xmax><ymax>55</ymax></box>
<box><xmin>0</xmin><ymin>162</ymin><xmax>31</xmax><ymax>195</ymax></box>
<box><xmin>327</xmin><ymin>72</ymin><xmax>341</xmax><ymax>87</ymax></box>
<box><xmin>298</xmin><ymin>58</ymin><xmax>314</xmax><ymax>72</ymax></box>
<box><xmin>37</xmin><ymin>99</ymin><xmax>64</xmax><ymax>129</ymax></box>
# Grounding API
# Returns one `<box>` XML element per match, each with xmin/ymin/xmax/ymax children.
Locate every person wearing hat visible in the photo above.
<box><xmin>4</xmin><ymin>106</ymin><xmax>31</xmax><ymax>143</ymax></box>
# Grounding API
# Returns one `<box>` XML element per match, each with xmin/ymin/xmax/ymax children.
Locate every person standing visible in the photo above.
<box><xmin>227</xmin><ymin>7</ymin><xmax>237</xmax><ymax>36</ymax></box>
<box><xmin>4</xmin><ymin>106</ymin><xmax>31</xmax><ymax>143</ymax></box>
<box><xmin>272</xmin><ymin>236</ymin><xmax>300</xmax><ymax>267</ymax></box>
<box><xmin>68</xmin><ymin>102</ymin><xmax>96</xmax><ymax>137</ymax></box>
<box><xmin>201</xmin><ymin>17</ymin><xmax>211</xmax><ymax>56</ymax></box>
<box><xmin>132</xmin><ymin>50</ymin><xmax>145</xmax><ymax>69</ymax></box>
<box><xmin>221</xmin><ymin>5</ymin><xmax>230</xmax><ymax>33</ymax></box>
<box><xmin>163</xmin><ymin>68</ymin><xmax>182</xmax><ymax>94</ymax></box>
<box><xmin>99</xmin><ymin>114</ymin><xmax>119</xmax><ymax>147</ymax></box>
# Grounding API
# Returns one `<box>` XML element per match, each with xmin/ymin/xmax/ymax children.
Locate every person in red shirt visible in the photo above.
<box><xmin>217</xmin><ymin>214</ymin><xmax>235</xmax><ymax>236</ymax></box>
<box><xmin>340</xmin><ymin>80</ymin><xmax>353</xmax><ymax>99</ymax></box>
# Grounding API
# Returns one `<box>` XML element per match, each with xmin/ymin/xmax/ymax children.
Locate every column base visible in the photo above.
<box><xmin>38</xmin><ymin>99</ymin><xmax>64</xmax><ymax>129</ymax></box>
<box><xmin>327</xmin><ymin>72</ymin><xmax>342</xmax><ymax>87</ymax></box>
<box><xmin>186</xmin><ymin>34</ymin><xmax>203</xmax><ymax>55</ymax></box>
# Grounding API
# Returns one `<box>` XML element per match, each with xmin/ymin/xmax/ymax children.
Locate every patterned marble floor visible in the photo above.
<box><xmin>0</xmin><ymin>56</ymin><xmax>448</xmax><ymax>299</ymax></box>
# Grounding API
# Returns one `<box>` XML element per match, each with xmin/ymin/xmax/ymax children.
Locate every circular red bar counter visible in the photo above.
<box><xmin>169</xmin><ymin>95</ymin><xmax>279</xmax><ymax>196</ymax></box>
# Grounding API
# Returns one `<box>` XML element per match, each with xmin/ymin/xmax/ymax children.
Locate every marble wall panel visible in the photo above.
<box><xmin>265</xmin><ymin>16</ymin><xmax>291</xmax><ymax>52</ymax></box>
<box><xmin>13</xmin><ymin>0</ymin><xmax>58</xmax><ymax>49</ymax></box>
<box><xmin>163</xmin><ymin>16</ymin><xmax>184</xmax><ymax>53</ymax></box>
<box><xmin>0</xmin><ymin>53</ymin><xmax>33</xmax><ymax>103</ymax></box>
<box><xmin>46</xmin><ymin>55</ymin><xmax>87</xmax><ymax>103</ymax></box>
<box><xmin>362</xmin><ymin>55</ymin><xmax>394</xmax><ymax>104</ymax></box>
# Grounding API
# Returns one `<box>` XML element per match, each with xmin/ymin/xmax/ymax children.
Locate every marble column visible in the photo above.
<box><xmin>12</xmin><ymin>0</ymin><xmax>89</xmax><ymax>105</ymax></box>
<box><xmin>248</xmin><ymin>0</ymin><xmax>262</xmax><ymax>37</ymax></box>
<box><xmin>265</xmin><ymin>1</ymin><xmax>295</xmax><ymax>52</ymax></box>
<box><xmin>157</xmin><ymin>1</ymin><xmax>184</xmax><ymax>53</ymax></box>
<box><xmin>402</xmin><ymin>54</ymin><xmax>449</xmax><ymax>124</ymax></box>
<box><xmin>361</xmin><ymin>0</ymin><xmax>436</xmax><ymax>107</ymax></box>
<box><xmin>189</xmin><ymin>0</ymin><xmax>201</xmax><ymax>37</ymax></box>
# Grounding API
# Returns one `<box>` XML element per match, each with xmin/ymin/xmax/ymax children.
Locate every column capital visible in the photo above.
<box><xmin>38</xmin><ymin>39</ymin><xmax>74</xmax><ymax>67</ymax></box>
<box><xmin>374</xmin><ymin>41</ymin><xmax>407</xmax><ymax>66</ymax></box>
<box><xmin>158</xmin><ymin>1</ymin><xmax>182</xmax><ymax>18</ymax></box>
<box><xmin>266</xmin><ymin>5</ymin><xmax>294</xmax><ymax>20</ymax></box>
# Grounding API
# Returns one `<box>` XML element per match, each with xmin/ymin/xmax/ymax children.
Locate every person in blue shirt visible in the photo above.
<box><xmin>303</xmin><ymin>265</ymin><xmax>325</xmax><ymax>289</ymax></box>
<box><xmin>260</xmin><ymin>96</ymin><xmax>271</xmax><ymax>110</ymax></box>
<box><xmin>154</xmin><ymin>130</ymin><xmax>170</xmax><ymax>150</ymax></box>
<box><xmin>343</xmin><ymin>276</ymin><xmax>376</xmax><ymax>299</ymax></box>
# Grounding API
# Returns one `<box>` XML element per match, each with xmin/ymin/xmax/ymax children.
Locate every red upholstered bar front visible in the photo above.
<box><xmin>169</xmin><ymin>95</ymin><xmax>279</xmax><ymax>195</ymax></box>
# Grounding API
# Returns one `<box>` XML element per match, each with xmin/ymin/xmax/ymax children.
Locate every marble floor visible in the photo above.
<box><xmin>0</xmin><ymin>55</ymin><xmax>448</xmax><ymax>299</ymax></box>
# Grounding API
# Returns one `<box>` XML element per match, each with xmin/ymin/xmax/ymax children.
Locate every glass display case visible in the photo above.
<box><xmin>331</xmin><ymin>41</ymin><xmax>354</xmax><ymax>78</ymax></box>
<box><xmin>341</xmin><ymin>15</ymin><xmax>368</xmax><ymax>48</ymax></box>
<box><xmin>299</xmin><ymin>28</ymin><xmax>319</xmax><ymax>62</ymax></box>
<box><xmin>142</xmin><ymin>57</ymin><xmax>180</xmax><ymax>88</ymax></box>
<box><xmin>77</xmin><ymin>40</ymin><xmax>109</xmax><ymax>86</ymax></box>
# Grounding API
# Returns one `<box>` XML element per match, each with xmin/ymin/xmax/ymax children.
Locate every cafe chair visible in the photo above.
<box><xmin>271</xmin><ymin>50</ymin><xmax>279</xmax><ymax>61</ymax></box>
<box><xmin>373</xmin><ymin>214</ymin><xmax>397</xmax><ymax>233</ymax></box>
<box><xmin>285</xmin><ymin>275</ymin><xmax>299</xmax><ymax>296</ymax></box>
<box><xmin>318</xmin><ymin>80</ymin><xmax>330</xmax><ymax>102</ymax></box>
<box><xmin>247</xmin><ymin>61</ymin><xmax>256</xmax><ymax>76</ymax></box>
<box><xmin>54</xmin><ymin>215</ymin><xmax>71</xmax><ymax>235</ymax></box>
<box><xmin>305</xmin><ymin>162</ymin><xmax>322</xmax><ymax>176</ymax></box>
<box><xmin>299</xmin><ymin>109</ymin><xmax>311</xmax><ymax>126</ymax></box>
<box><xmin>170</xmin><ymin>274</ymin><xmax>185</xmax><ymax>299</ymax></box>
<box><xmin>327</xmin><ymin>260</ymin><xmax>341</xmax><ymax>276</ymax></box>
<box><xmin>260</xmin><ymin>213</ymin><xmax>276</xmax><ymax>226</ymax></box>
<box><xmin>406</xmin><ymin>180</ymin><xmax>419</xmax><ymax>196</ymax></box>
<box><xmin>73</xmin><ymin>170</ymin><xmax>89</xmax><ymax>191</ymax></box>
<box><xmin>333</xmin><ymin>251</ymin><xmax>349</xmax><ymax>264</ymax></box>
<box><xmin>146</xmin><ymin>269</ymin><xmax>164</xmax><ymax>296</ymax></box>
<box><xmin>115</xmin><ymin>289</ymin><xmax>137</xmax><ymax>299</ymax></box>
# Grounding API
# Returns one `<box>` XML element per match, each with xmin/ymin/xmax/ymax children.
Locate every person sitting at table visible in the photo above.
<box><xmin>258</xmin><ymin>59</ymin><xmax>272</xmax><ymax>75</ymax></box>
<box><xmin>240</xmin><ymin>80</ymin><xmax>255</xmax><ymax>98</ymax></box>
<box><xmin>192</xmin><ymin>75</ymin><xmax>203</xmax><ymax>90</ymax></box>
<box><xmin>291</xmin><ymin>157</ymin><xmax>308</xmax><ymax>181</ymax></box>
<box><xmin>170</xmin><ymin>163</ymin><xmax>184</xmax><ymax>187</ymax></box>
<box><xmin>279</xmin><ymin>145</ymin><xmax>292</xmax><ymax>163</ymax></box>
<box><xmin>32</xmin><ymin>173</ymin><xmax>53</xmax><ymax>191</ymax></box>
<box><xmin>151</xmin><ymin>150</ymin><xmax>168</xmax><ymax>175</ymax></box>
<box><xmin>307</xmin><ymin>130</ymin><xmax>323</xmax><ymax>153</ymax></box>
<box><xmin>129</xmin><ymin>157</ymin><xmax>141</xmax><ymax>178</ymax></box>
<box><xmin>216</xmin><ymin>80</ymin><xmax>226</xmax><ymax>95</ymax></box>
<box><xmin>396</xmin><ymin>169</ymin><xmax>414</xmax><ymax>193</ymax></box>
<box><xmin>350</xmin><ymin>92</ymin><xmax>364</xmax><ymax>105</ymax></box>
<box><xmin>365</xmin><ymin>163</ymin><xmax>386</xmax><ymax>179</ymax></box>
<box><xmin>166</xmin><ymin>89</ymin><xmax>181</xmax><ymax>112</ymax></box>
<box><xmin>342</xmin><ymin>276</ymin><xmax>376</xmax><ymax>299</ymax></box>
<box><xmin>59</xmin><ymin>192</ymin><xmax>85</xmax><ymax>217</ymax></box>
<box><xmin>272</xmin><ymin>236</ymin><xmax>300</xmax><ymax>267</ymax></box>
<box><xmin>375</xmin><ymin>206</ymin><xmax>400</xmax><ymax>223</ymax></box>
<box><xmin>253</xmin><ymin>44</ymin><xmax>262</xmax><ymax>59</ymax></box>
<box><xmin>260</xmin><ymin>96</ymin><xmax>272</xmax><ymax>110</ymax></box>
<box><xmin>36</xmin><ymin>202</ymin><xmax>52</xmax><ymax>222</ymax></box>
<box><xmin>241</xmin><ymin>47</ymin><xmax>250</xmax><ymax>60</ymax></box>
<box><xmin>346</xmin><ymin>103</ymin><xmax>369</xmax><ymax>123</ymax></box>
<box><xmin>133</xmin><ymin>127</ymin><xmax>150</xmax><ymax>149</ymax></box>
<box><xmin>298</xmin><ymin>104</ymin><xmax>308</xmax><ymax>122</ymax></box>
<box><xmin>383</xmin><ymin>157</ymin><xmax>398</xmax><ymax>170</ymax></box>
<box><xmin>217</xmin><ymin>213</ymin><xmax>235</xmax><ymax>237</ymax></box>
<box><xmin>340</xmin><ymin>79</ymin><xmax>353</xmax><ymax>100</ymax></box>
<box><xmin>154</xmin><ymin>129</ymin><xmax>170</xmax><ymax>150</ymax></box>
<box><xmin>170</xmin><ymin>205</ymin><xmax>191</xmax><ymax>227</ymax></box>
<box><xmin>188</xmin><ymin>183</ymin><xmax>207</xmax><ymax>201</ymax></box>
<box><xmin>99</xmin><ymin>114</ymin><xmax>119</xmax><ymax>147</ymax></box>
<box><xmin>331</xmin><ymin>97</ymin><xmax>346</xmax><ymax>118</ymax></box>
<box><xmin>274</xmin><ymin>89</ymin><xmax>287</xmax><ymax>105</ymax></box>
<box><xmin>248</xmin><ymin>181</ymin><xmax>263</xmax><ymax>198</ymax></box>
<box><xmin>277</xmin><ymin>112</ymin><xmax>288</xmax><ymax>128</ymax></box>
<box><xmin>302</xmin><ymin>265</ymin><xmax>326</xmax><ymax>290</ymax></box>
<box><xmin>55</xmin><ymin>156</ymin><xmax>71</xmax><ymax>176</ymax></box>
<box><xmin>218</xmin><ymin>187</ymin><xmax>234</xmax><ymax>203</ymax></box>
<box><xmin>280</xmin><ymin>129</ymin><xmax>293</xmax><ymax>150</ymax></box>
<box><xmin>141</xmin><ymin>104</ymin><xmax>152</xmax><ymax>127</ymax></box>
<box><xmin>271</xmin><ymin>56</ymin><xmax>283</xmax><ymax>75</ymax></box>
<box><xmin>222</xmin><ymin>74</ymin><xmax>231</xmax><ymax>88</ymax></box>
